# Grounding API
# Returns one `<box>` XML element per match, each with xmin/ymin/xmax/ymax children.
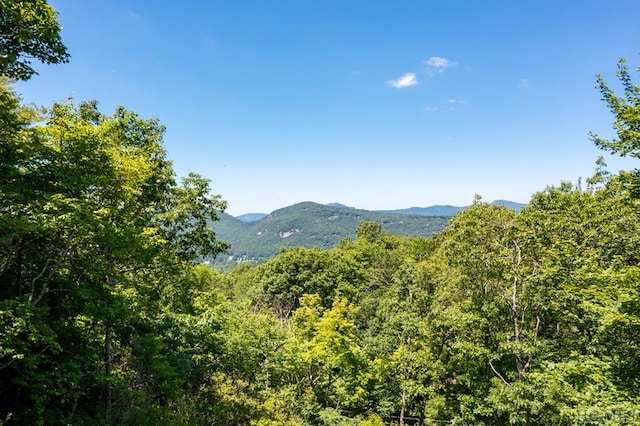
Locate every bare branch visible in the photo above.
<box><xmin>488</xmin><ymin>360</ymin><xmax>511</xmax><ymax>387</ymax></box>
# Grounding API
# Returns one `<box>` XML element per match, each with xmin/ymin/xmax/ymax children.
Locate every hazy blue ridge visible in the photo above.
<box><xmin>235</xmin><ymin>213</ymin><xmax>268</xmax><ymax>222</ymax></box>
<box><xmin>377</xmin><ymin>205</ymin><xmax>466</xmax><ymax>216</ymax></box>
<box><xmin>490</xmin><ymin>200</ymin><xmax>527</xmax><ymax>211</ymax></box>
<box><xmin>379</xmin><ymin>200</ymin><xmax>526</xmax><ymax>216</ymax></box>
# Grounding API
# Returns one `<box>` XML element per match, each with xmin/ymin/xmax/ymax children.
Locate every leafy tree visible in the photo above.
<box><xmin>365</xmin><ymin>257</ymin><xmax>449</xmax><ymax>425</ymax></box>
<box><xmin>0</xmin><ymin>87</ymin><xmax>227</xmax><ymax>423</ymax></box>
<box><xmin>0</xmin><ymin>0</ymin><xmax>70</xmax><ymax>80</ymax></box>
<box><xmin>421</xmin><ymin>180</ymin><xmax>640</xmax><ymax>424</ymax></box>
<box><xmin>590</xmin><ymin>58</ymin><xmax>640</xmax><ymax>158</ymax></box>
<box><xmin>257</xmin><ymin>247</ymin><xmax>362</xmax><ymax>320</ymax></box>
<box><xmin>280</xmin><ymin>295</ymin><xmax>367</xmax><ymax>422</ymax></box>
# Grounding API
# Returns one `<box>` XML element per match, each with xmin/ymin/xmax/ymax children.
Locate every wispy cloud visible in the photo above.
<box><xmin>386</xmin><ymin>72</ymin><xmax>418</xmax><ymax>89</ymax></box>
<box><xmin>447</xmin><ymin>99</ymin><xmax>463</xmax><ymax>110</ymax></box>
<box><xmin>517</xmin><ymin>78</ymin><xmax>532</xmax><ymax>89</ymax></box>
<box><xmin>425</xmin><ymin>99</ymin><xmax>462</xmax><ymax>113</ymax></box>
<box><xmin>424</xmin><ymin>56</ymin><xmax>457</xmax><ymax>74</ymax></box>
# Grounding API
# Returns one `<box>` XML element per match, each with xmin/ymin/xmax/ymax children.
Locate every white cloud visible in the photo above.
<box><xmin>424</xmin><ymin>56</ymin><xmax>457</xmax><ymax>74</ymax></box>
<box><xmin>518</xmin><ymin>78</ymin><xmax>532</xmax><ymax>89</ymax></box>
<box><xmin>424</xmin><ymin>106</ymin><xmax>439</xmax><ymax>112</ymax></box>
<box><xmin>386</xmin><ymin>72</ymin><xmax>418</xmax><ymax>89</ymax></box>
<box><xmin>447</xmin><ymin>99</ymin><xmax>463</xmax><ymax>110</ymax></box>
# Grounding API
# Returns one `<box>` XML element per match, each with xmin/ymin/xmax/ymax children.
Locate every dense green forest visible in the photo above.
<box><xmin>2</xmin><ymin>1</ymin><xmax>640</xmax><ymax>424</ymax></box>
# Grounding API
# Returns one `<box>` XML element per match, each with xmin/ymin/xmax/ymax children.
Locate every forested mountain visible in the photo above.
<box><xmin>215</xmin><ymin>201</ymin><xmax>524</xmax><ymax>265</ymax></box>
<box><xmin>1</xmin><ymin>2</ymin><xmax>640</xmax><ymax>425</ymax></box>
<box><xmin>234</xmin><ymin>200</ymin><xmax>525</xmax><ymax>223</ymax></box>
<box><xmin>213</xmin><ymin>202</ymin><xmax>450</xmax><ymax>265</ymax></box>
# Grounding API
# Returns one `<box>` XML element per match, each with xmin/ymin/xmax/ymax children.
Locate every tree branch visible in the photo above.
<box><xmin>488</xmin><ymin>360</ymin><xmax>511</xmax><ymax>387</ymax></box>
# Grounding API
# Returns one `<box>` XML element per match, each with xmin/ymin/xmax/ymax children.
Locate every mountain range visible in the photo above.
<box><xmin>211</xmin><ymin>200</ymin><xmax>525</xmax><ymax>266</ymax></box>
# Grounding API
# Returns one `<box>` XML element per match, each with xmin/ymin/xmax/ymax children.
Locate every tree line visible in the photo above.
<box><xmin>1</xmin><ymin>1</ymin><xmax>639</xmax><ymax>424</ymax></box>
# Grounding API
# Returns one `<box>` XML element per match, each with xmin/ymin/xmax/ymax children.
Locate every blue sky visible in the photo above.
<box><xmin>16</xmin><ymin>0</ymin><xmax>640</xmax><ymax>215</ymax></box>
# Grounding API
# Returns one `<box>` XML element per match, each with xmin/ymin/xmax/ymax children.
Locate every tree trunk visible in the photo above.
<box><xmin>104</xmin><ymin>273</ymin><xmax>115</xmax><ymax>416</ymax></box>
<box><xmin>400</xmin><ymin>387</ymin><xmax>406</xmax><ymax>425</ymax></box>
<box><xmin>105</xmin><ymin>326</ymin><xmax>112</xmax><ymax>414</ymax></box>
<box><xmin>418</xmin><ymin>394</ymin><xmax>427</xmax><ymax>426</ymax></box>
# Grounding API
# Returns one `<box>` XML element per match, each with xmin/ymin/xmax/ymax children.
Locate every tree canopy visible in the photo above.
<box><xmin>0</xmin><ymin>0</ymin><xmax>70</xmax><ymax>80</ymax></box>
<box><xmin>1</xmin><ymin>1</ymin><xmax>640</xmax><ymax>422</ymax></box>
<box><xmin>591</xmin><ymin>58</ymin><xmax>640</xmax><ymax>158</ymax></box>
<box><xmin>0</xmin><ymin>80</ymin><xmax>228</xmax><ymax>423</ymax></box>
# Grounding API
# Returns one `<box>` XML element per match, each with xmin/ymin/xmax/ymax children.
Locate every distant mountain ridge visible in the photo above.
<box><xmin>213</xmin><ymin>200</ymin><xmax>526</xmax><ymax>265</ymax></box>
<box><xmin>213</xmin><ymin>202</ymin><xmax>451</xmax><ymax>265</ymax></box>
<box><xmin>236</xmin><ymin>213</ymin><xmax>268</xmax><ymax>222</ymax></box>
<box><xmin>377</xmin><ymin>200</ymin><xmax>526</xmax><ymax>217</ymax></box>
<box><xmin>378</xmin><ymin>205</ymin><xmax>466</xmax><ymax>217</ymax></box>
<box><xmin>233</xmin><ymin>200</ymin><xmax>526</xmax><ymax>221</ymax></box>
<box><xmin>490</xmin><ymin>200</ymin><xmax>527</xmax><ymax>211</ymax></box>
